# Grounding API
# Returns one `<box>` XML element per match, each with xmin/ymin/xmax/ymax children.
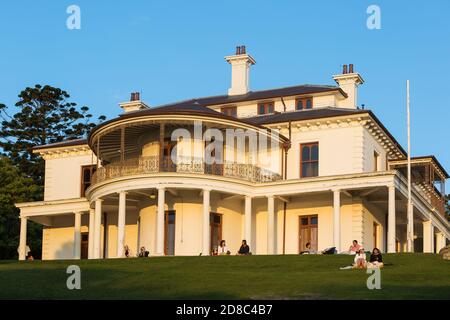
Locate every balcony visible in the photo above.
<box><xmin>92</xmin><ymin>156</ymin><xmax>282</xmax><ymax>185</ymax></box>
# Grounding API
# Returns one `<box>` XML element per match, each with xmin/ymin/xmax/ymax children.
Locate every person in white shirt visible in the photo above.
<box><xmin>217</xmin><ymin>240</ymin><xmax>230</xmax><ymax>255</ymax></box>
<box><xmin>353</xmin><ymin>248</ymin><xmax>367</xmax><ymax>269</ymax></box>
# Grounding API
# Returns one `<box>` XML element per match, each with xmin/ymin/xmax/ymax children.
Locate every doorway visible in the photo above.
<box><xmin>299</xmin><ymin>215</ymin><xmax>318</xmax><ymax>253</ymax></box>
<box><xmin>81</xmin><ymin>232</ymin><xmax>89</xmax><ymax>259</ymax></box>
<box><xmin>165</xmin><ymin>210</ymin><xmax>176</xmax><ymax>255</ymax></box>
<box><xmin>210</xmin><ymin>213</ymin><xmax>223</xmax><ymax>253</ymax></box>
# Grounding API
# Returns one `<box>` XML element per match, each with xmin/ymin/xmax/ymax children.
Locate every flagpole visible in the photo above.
<box><xmin>407</xmin><ymin>80</ymin><xmax>414</xmax><ymax>252</ymax></box>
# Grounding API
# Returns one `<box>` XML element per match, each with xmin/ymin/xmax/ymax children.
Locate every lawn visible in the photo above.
<box><xmin>0</xmin><ymin>254</ymin><xmax>449</xmax><ymax>299</ymax></box>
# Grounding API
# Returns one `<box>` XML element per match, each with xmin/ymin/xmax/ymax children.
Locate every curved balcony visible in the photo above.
<box><xmin>92</xmin><ymin>156</ymin><xmax>282</xmax><ymax>185</ymax></box>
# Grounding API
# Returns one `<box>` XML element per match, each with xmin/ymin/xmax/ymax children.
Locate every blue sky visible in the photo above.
<box><xmin>1</xmin><ymin>0</ymin><xmax>450</xmax><ymax>179</ymax></box>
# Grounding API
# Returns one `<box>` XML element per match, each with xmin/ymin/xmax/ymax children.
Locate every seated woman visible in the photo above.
<box><xmin>237</xmin><ymin>240</ymin><xmax>251</xmax><ymax>255</ymax></box>
<box><xmin>217</xmin><ymin>240</ymin><xmax>230</xmax><ymax>255</ymax></box>
<box><xmin>367</xmin><ymin>248</ymin><xmax>384</xmax><ymax>268</ymax></box>
<box><xmin>124</xmin><ymin>245</ymin><xmax>132</xmax><ymax>258</ymax></box>
<box><xmin>353</xmin><ymin>248</ymin><xmax>367</xmax><ymax>269</ymax></box>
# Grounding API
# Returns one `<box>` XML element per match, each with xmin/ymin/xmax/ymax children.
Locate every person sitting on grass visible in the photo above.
<box><xmin>300</xmin><ymin>242</ymin><xmax>316</xmax><ymax>254</ymax></box>
<box><xmin>347</xmin><ymin>240</ymin><xmax>362</xmax><ymax>255</ymax></box>
<box><xmin>237</xmin><ymin>240</ymin><xmax>251</xmax><ymax>255</ymax></box>
<box><xmin>138</xmin><ymin>246</ymin><xmax>149</xmax><ymax>257</ymax></box>
<box><xmin>367</xmin><ymin>248</ymin><xmax>383</xmax><ymax>268</ymax></box>
<box><xmin>124</xmin><ymin>245</ymin><xmax>132</xmax><ymax>258</ymax></box>
<box><xmin>217</xmin><ymin>240</ymin><xmax>230</xmax><ymax>255</ymax></box>
<box><xmin>353</xmin><ymin>248</ymin><xmax>367</xmax><ymax>269</ymax></box>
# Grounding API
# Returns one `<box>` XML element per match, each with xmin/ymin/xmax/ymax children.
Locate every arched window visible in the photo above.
<box><xmin>296</xmin><ymin>98</ymin><xmax>313</xmax><ymax>110</ymax></box>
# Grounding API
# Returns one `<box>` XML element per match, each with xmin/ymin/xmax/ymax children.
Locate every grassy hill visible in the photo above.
<box><xmin>0</xmin><ymin>253</ymin><xmax>449</xmax><ymax>299</ymax></box>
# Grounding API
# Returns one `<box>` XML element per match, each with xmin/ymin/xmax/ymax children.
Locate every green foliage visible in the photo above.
<box><xmin>0</xmin><ymin>85</ymin><xmax>106</xmax><ymax>259</ymax></box>
<box><xmin>0</xmin><ymin>156</ymin><xmax>41</xmax><ymax>259</ymax></box>
<box><xmin>0</xmin><ymin>84</ymin><xmax>106</xmax><ymax>186</ymax></box>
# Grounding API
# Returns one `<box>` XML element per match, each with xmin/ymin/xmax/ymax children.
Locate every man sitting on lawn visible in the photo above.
<box><xmin>347</xmin><ymin>240</ymin><xmax>362</xmax><ymax>255</ymax></box>
<box><xmin>237</xmin><ymin>240</ymin><xmax>251</xmax><ymax>255</ymax></box>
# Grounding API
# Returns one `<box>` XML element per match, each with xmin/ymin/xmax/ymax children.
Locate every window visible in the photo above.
<box><xmin>258</xmin><ymin>101</ymin><xmax>274</xmax><ymax>115</ymax></box>
<box><xmin>80</xmin><ymin>165</ymin><xmax>97</xmax><ymax>197</ymax></box>
<box><xmin>296</xmin><ymin>97</ymin><xmax>313</xmax><ymax>110</ymax></box>
<box><xmin>300</xmin><ymin>142</ymin><xmax>319</xmax><ymax>178</ymax></box>
<box><xmin>221</xmin><ymin>106</ymin><xmax>237</xmax><ymax>117</ymax></box>
<box><xmin>373</xmin><ymin>151</ymin><xmax>379</xmax><ymax>171</ymax></box>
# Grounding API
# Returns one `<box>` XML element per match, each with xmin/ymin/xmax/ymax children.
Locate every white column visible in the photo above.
<box><xmin>88</xmin><ymin>208</ymin><xmax>95</xmax><ymax>259</ymax></box>
<box><xmin>202</xmin><ymin>189</ymin><xmax>211</xmax><ymax>255</ymax></box>
<box><xmin>244</xmin><ymin>196</ymin><xmax>252</xmax><ymax>248</ymax></box>
<box><xmin>333</xmin><ymin>189</ymin><xmax>341</xmax><ymax>252</ymax></box>
<box><xmin>73</xmin><ymin>212</ymin><xmax>82</xmax><ymax>259</ymax></box>
<box><xmin>422</xmin><ymin>220</ymin><xmax>434</xmax><ymax>253</ymax></box>
<box><xmin>156</xmin><ymin>187</ymin><xmax>165</xmax><ymax>255</ymax></box>
<box><xmin>267</xmin><ymin>195</ymin><xmax>275</xmax><ymax>255</ymax></box>
<box><xmin>117</xmin><ymin>191</ymin><xmax>127</xmax><ymax>258</ymax></box>
<box><xmin>18</xmin><ymin>217</ymin><xmax>28</xmax><ymax>261</ymax></box>
<box><xmin>94</xmin><ymin>199</ymin><xmax>103</xmax><ymax>259</ymax></box>
<box><xmin>387</xmin><ymin>185</ymin><xmax>396</xmax><ymax>253</ymax></box>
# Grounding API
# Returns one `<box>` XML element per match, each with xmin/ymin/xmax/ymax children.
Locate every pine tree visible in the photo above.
<box><xmin>0</xmin><ymin>84</ymin><xmax>106</xmax><ymax>188</ymax></box>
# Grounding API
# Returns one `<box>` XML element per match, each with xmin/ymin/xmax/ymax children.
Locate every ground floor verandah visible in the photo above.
<box><xmin>16</xmin><ymin>172</ymin><xmax>450</xmax><ymax>260</ymax></box>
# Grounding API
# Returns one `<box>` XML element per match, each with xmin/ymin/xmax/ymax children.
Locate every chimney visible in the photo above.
<box><xmin>120</xmin><ymin>92</ymin><xmax>149</xmax><ymax>113</ymax></box>
<box><xmin>224</xmin><ymin>45</ymin><xmax>256</xmax><ymax>96</ymax></box>
<box><xmin>333</xmin><ymin>64</ymin><xmax>364</xmax><ymax>109</ymax></box>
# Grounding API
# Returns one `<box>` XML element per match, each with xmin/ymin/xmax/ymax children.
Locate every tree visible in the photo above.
<box><xmin>0</xmin><ymin>156</ymin><xmax>41</xmax><ymax>259</ymax></box>
<box><xmin>0</xmin><ymin>84</ymin><xmax>106</xmax><ymax>187</ymax></box>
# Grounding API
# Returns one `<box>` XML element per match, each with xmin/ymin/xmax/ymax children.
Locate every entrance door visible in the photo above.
<box><xmin>165</xmin><ymin>210</ymin><xmax>176</xmax><ymax>255</ymax></box>
<box><xmin>81</xmin><ymin>232</ymin><xmax>89</xmax><ymax>259</ymax></box>
<box><xmin>299</xmin><ymin>215</ymin><xmax>318</xmax><ymax>252</ymax></box>
<box><xmin>373</xmin><ymin>222</ymin><xmax>379</xmax><ymax>249</ymax></box>
<box><xmin>210</xmin><ymin>213</ymin><xmax>223</xmax><ymax>253</ymax></box>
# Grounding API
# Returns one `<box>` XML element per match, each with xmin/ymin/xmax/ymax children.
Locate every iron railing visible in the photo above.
<box><xmin>92</xmin><ymin>156</ymin><xmax>282</xmax><ymax>184</ymax></box>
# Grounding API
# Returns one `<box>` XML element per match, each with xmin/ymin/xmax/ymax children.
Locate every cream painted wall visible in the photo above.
<box><xmin>44</xmin><ymin>152</ymin><xmax>96</xmax><ymax>201</ymax></box>
<box><xmin>286</xmin><ymin>125</ymin><xmax>360</xmax><ymax>179</ymax></box>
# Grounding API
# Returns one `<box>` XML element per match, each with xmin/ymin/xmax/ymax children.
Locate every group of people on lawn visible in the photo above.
<box><xmin>301</xmin><ymin>240</ymin><xmax>384</xmax><ymax>269</ymax></box>
<box><xmin>121</xmin><ymin>240</ymin><xmax>252</xmax><ymax>258</ymax></box>
<box><xmin>212</xmin><ymin>240</ymin><xmax>251</xmax><ymax>256</ymax></box>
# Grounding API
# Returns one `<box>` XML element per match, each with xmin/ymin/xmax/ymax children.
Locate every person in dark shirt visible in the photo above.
<box><xmin>237</xmin><ymin>240</ymin><xmax>251</xmax><ymax>255</ymax></box>
<box><xmin>368</xmin><ymin>248</ymin><xmax>383</xmax><ymax>268</ymax></box>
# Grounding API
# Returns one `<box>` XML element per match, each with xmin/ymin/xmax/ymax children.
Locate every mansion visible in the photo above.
<box><xmin>16</xmin><ymin>47</ymin><xmax>449</xmax><ymax>260</ymax></box>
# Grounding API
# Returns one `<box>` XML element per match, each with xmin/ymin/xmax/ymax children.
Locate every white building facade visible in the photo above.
<box><xmin>16</xmin><ymin>48</ymin><xmax>450</xmax><ymax>260</ymax></box>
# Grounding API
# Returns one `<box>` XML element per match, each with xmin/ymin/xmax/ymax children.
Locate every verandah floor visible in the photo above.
<box><xmin>0</xmin><ymin>254</ymin><xmax>448</xmax><ymax>299</ymax></box>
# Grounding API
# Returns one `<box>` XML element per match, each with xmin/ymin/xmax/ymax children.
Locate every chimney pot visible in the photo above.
<box><xmin>236</xmin><ymin>46</ymin><xmax>240</xmax><ymax>55</ymax></box>
<box><xmin>130</xmin><ymin>92</ymin><xmax>135</xmax><ymax>101</ymax></box>
<box><xmin>343</xmin><ymin>65</ymin><xmax>348</xmax><ymax>74</ymax></box>
<box><xmin>241</xmin><ymin>45</ymin><xmax>246</xmax><ymax>54</ymax></box>
<box><xmin>135</xmin><ymin>92</ymin><xmax>140</xmax><ymax>101</ymax></box>
<box><xmin>349</xmin><ymin>64</ymin><xmax>354</xmax><ymax>73</ymax></box>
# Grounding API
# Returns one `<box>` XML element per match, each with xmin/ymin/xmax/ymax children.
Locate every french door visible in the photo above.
<box><xmin>164</xmin><ymin>210</ymin><xmax>176</xmax><ymax>255</ymax></box>
<box><xmin>299</xmin><ymin>215</ymin><xmax>318</xmax><ymax>252</ymax></box>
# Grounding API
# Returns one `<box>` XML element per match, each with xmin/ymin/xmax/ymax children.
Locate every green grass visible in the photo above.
<box><xmin>0</xmin><ymin>254</ymin><xmax>449</xmax><ymax>299</ymax></box>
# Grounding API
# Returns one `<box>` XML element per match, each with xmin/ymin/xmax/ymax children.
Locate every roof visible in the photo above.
<box><xmin>412</xmin><ymin>156</ymin><xmax>449</xmax><ymax>178</ymax></box>
<box><xmin>33</xmin><ymin>138</ymin><xmax>87</xmax><ymax>151</ymax></box>
<box><xmin>244</xmin><ymin>107</ymin><xmax>368</xmax><ymax>125</ymax></box>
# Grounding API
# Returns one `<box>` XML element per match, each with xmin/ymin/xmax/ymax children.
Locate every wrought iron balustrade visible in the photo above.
<box><xmin>92</xmin><ymin>156</ymin><xmax>282</xmax><ymax>184</ymax></box>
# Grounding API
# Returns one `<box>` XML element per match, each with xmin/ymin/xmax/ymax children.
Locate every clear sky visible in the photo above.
<box><xmin>1</xmin><ymin>0</ymin><xmax>450</xmax><ymax>179</ymax></box>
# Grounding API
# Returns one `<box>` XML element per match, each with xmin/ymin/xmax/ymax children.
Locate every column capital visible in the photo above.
<box><xmin>157</xmin><ymin>186</ymin><xmax>166</xmax><ymax>191</ymax></box>
<box><xmin>267</xmin><ymin>195</ymin><xmax>275</xmax><ymax>199</ymax></box>
<box><xmin>331</xmin><ymin>188</ymin><xmax>341</xmax><ymax>193</ymax></box>
<box><xmin>245</xmin><ymin>195</ymin><xmax>253</xmax><ymax>200</ymax></box>
<box><xmin>95</xmin><ymin>198</ymin><xmax>104</xmax><ymax>203</ymax></box>
<box><xmin>74</xmin><ymin>211</ymin><xmax>83</xmax><ymax>216</ymax></box>
<box><xmin>19</xmin><ymin>216</ymin><xmax>28</xmax><ymax>220</ymax></box>
<box><xmin>386</xmin><ymin>182</ymin><xmax>396</xmax><ymax>189</ymax></box>
<box><xmin>118</xmin><ymin>191</ymin><xmax>128</xmax><ymax>195</ymax></box>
